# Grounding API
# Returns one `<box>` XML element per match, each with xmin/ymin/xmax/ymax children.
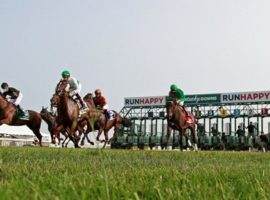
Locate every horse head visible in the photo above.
<box><xmin>55</xmin><ymin>80</ymin><xmax>69</xmax><ymax>95</ymax></box>
<box><xmin>166</xmin><ymin>100</ymin><xmax>176</xmax><ymax>121</ymax></box>
<box><xmin>50</xmin><ymin>94</ymin><xmax>61</xmax><ymax>107</ymax></box>
<box><xmin>83</xmin><ymin>93</ymin><xmax>95</xmax><ymax>109</ymax></box>
<box><xmin>40</xmin><ymin>106</ymin><xmax>52</xmax><ymax>118</ymax></box>
<box><xmin>40</xmin><ymin>106</ymin><xmax>49</xmax><ymax>114</ymax></box>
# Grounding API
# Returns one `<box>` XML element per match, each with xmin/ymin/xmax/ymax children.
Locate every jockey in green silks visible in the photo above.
<box><xmin>169</xmin><ymin>84</ymin><xmax>186</xmax><ymax>106</ymax></box>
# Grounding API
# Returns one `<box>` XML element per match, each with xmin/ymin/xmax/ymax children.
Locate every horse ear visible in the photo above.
<box><xmin>42</xmin><ymin>106</ymin><xmax>44</xmax><ymax>109</ymax></box>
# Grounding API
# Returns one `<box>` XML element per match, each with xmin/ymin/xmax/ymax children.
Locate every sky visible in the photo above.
<box><xmin>1</xmin><ymin>0</ymin><xmax>270</xmax><ymax>132</ymax></box>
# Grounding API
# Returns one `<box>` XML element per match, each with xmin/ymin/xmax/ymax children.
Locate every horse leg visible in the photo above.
<box><xmin>27</xmin><ymin>121</ymin><xmax>43</xmax><ymax>147</ymax></box>
<box><xmin>101</xmin><ymin>129</ymin><xmax>110</xmax><ymax>148</ymax></box>
<box><xmin>33</xmin><ymin>129</ymin><xmax>43</xmax><ymax>147</ymax></box>
<box><xmin>85</xmin><ymin>133</ymin><xmax>94</xmax><ymax>145</ymax></box>
<box><xmin>80</xmin><ymin>133</ymin><xmax>86</xmax><ymax>146</ymax></box>
<box><xmin>191</xmin><ymin>126</ymin><xmax>198</xmax><ymax>152</ymax></box>
<box><xmin>70</xmin><ymin>122</ymin><xmax>80</xmax><ymax>148</ymax></box>
<box><xmin>166</xmin><ymin>126</ymin><xmax>172</xmax><ymax>149</ymax></box>
<box><xmin>0</xmin><ymin>117</ymin><xmax>12</xmax><ymax>125</ymax></box>
<box><xmin>96</xmin><ymin>129</ymin><xmax>105</xmax><ymax>143</ymax></box>
<box><xmin>62</xmin><ymin>133</ymin><xmax>69</xmax><ymax>147</ymax></box>
<box><xmin>96</xmin><ymin>129</ymin><xmax>103</xmax><ymax>142</ymax></box>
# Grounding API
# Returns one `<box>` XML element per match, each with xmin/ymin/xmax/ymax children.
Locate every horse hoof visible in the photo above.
<box><xmin>90</xmin><ymin>142</ymin><xmax>94</xmax><ymax>145</ymax></box>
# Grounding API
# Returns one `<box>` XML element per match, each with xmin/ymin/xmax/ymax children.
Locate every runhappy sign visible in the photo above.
<box><xmin>124</xmin><ymin>96</ymin><xmax>166</xmax><ymax>107</ymax></box>
<box><xmin>221</xmin><ymin>91</ymin><xmax>270</xmax><ymax>104</ymax></box>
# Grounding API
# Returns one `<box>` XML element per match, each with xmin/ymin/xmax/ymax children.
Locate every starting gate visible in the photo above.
<box><xmin>111</xmin><ymin>90</ymin><xmax>270</xmax><ymax>150</ymax></box>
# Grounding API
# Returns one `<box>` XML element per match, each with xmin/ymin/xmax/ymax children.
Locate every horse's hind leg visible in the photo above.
<box><xmin>190</xmin><ymin>126</ymin><xmax>198</xmax><ymax>152</ymax></box>
<box><xmin>28</xmin><ymin>122</ymin><xmax>43</xmax><ymax>146</ymax></box>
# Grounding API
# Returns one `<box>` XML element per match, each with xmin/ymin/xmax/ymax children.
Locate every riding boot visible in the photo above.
<box><xmin>104</xmin><ymin>109</ymin><xmax>110</xmax><ymax>120</ymax></box>
<box><xmin>76</xmin><ymin>94</ymin><xmax>87</xmax><ymax>110</ymax></box>
<box><xmin>16</xmin><ymin>105</ymin><xmax>25</xmax><ymax>116</ymax></box>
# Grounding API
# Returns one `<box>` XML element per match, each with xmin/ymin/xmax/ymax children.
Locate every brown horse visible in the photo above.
<box><xmin>81</xmin><ymin>93</ymin><xmax>132</xmax><ymax>147</ymax></box>
<box><xmin>40</xmin><ymin>106</ymin><xmax>94</xmax><ymax>147</ymax></box>
<box><xmin>50</xmin><ymin>80</ymin><xmax>83</xmax><ymax>148</ymax></box>
<box><xmin>40</xmin><ymin>107</ymin><xmax>67</xmax><ymax>146</ymax></box>
<box><xmin>166</xmin><ymin>100</ymin><xmax>198</xmax><ymax>151</ymax></box>
<box><xmin>0</xmin><ymin>92</ymin><xmax>43</xmax><ymax>146</ymax></box>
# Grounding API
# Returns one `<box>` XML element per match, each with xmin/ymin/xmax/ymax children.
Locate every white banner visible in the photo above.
<box><xmin>124</xmin><ymin>96</ymin><xmax>166</xmax><ymax>107</ymax></box>
<box><xmin>221</xmin><ymin>91</ymin><xmax>270</xmax><ymax>103</ymax></box>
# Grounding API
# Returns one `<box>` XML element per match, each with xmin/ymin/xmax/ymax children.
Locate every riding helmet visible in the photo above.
<box><xmin>95</xmin><ymin>89</ymin><xmax>101</xmax><ymax>95</ymax></box>
<box><xmin>170</xmin><ymin>84</ymin><xmax>177</xmax><ymax>91</ymax></box>
<box><xmin>1</xmin><ymin>82</ymin><xmax>8</xmax><ymax>89</ymax></box>
<box><xmin>62</xmin><ymin>70</ymin><xmax>70</xmax><ymax>77</ymax></box>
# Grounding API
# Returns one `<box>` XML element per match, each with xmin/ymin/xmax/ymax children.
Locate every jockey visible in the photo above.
<box><xmin>93</xmin><ymin>89</ymin><xmax>110</xmax><ymax>119</ymax></box>
<box><xmin>1</xmin><ymin>82</ymin><xmax>25</xmax><ymax>116</ymax></box>
<box><xmin>61</xmin><ymin>70</ymin><xmax>87</xmax><ymax>110</ymax></box>
<box><xmin>169</xmin><ymin>84</ymin><xmax>186</xmax><ymax>105</ymax></box>
<box><xmin>169</xmin><ymin>84</ymin><xmax>188</xmax><ymax>114</ymax></box>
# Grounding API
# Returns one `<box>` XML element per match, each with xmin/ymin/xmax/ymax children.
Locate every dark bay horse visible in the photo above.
<box><xmin>166</xmin><ymin>100</ymin><xmax>198</xmax><ymax>151</ymax></box>
<box><xmin>40</xmin><ymin>107</ymin><xmax>68</xmax><ymax>146</ymax></box>
<box><xmin>80</xmin><ymin>93</ymin><xmax>132</xmax><ymax>147</ymax></box>
<box><xmin>0</xmin><ymin>92</ymin><xmax>43</xmax><ymax>145</ymax></box>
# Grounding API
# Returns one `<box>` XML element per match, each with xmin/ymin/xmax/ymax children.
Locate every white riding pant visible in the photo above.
<box><xmin>10</xmin><ymin>92</ymin><xmax>23</xmax><ymax>106</ymax></box>
<box><xmin>103</xmin><ymin>104</ymin><xmax>109</xmax><ymax>111</ymax></box>
<box><xmin>176</xmin><ymin>99</ymin><xmax>184</xmax><ymax>106</ymax></box>
<box><xmin>69</xmin><ymin>83</ymin><xmax>82</xmax><ymax>97</ymax></box>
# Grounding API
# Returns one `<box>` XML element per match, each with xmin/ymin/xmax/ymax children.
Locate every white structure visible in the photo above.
<box><xmin>0</xmin><ymin>125</ymin><xmax>50</xmax><ymax>146</ymax></box>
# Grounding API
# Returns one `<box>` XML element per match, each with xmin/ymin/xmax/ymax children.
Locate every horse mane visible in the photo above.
<box><xmin>55</xmin><ymin>79</ymin><xmax>69</xmax><ymax>94</ymax></box>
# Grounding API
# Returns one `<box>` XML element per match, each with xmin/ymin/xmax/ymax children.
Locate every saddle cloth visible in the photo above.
<box><xmin>16</xmin><ymin>110</ymin><xmax>30</xmax><ymax>120</ymax></box>
<box><xmin>185</xmin><ymin>111</ymin><xmax>195</xmax><ymax>123</ymax></box>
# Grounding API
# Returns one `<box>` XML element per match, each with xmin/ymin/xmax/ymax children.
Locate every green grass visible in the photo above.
<box><xmin>0</xmin><ymin>147</ymin><xmax>270</xmax><ymax>200</ymax></box>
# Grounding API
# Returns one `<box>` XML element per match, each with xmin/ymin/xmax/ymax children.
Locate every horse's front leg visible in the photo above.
<box><xmin>52</xmin><ymin>125</ymin><xmax>61</xmax><ymax>144</ymax></box>
<box><xmin>0</xmin><ymin>117</ymin><xmax>12</xmax><ymax>125</ymax></box>
<box><xmin>96</xmin><ymin>128</ymin><xmax>105</xmax><ymax>142</ymax></box>
<box><xmin>70</xmin><ymin>122</ymin><xmax>80</xmax><ymax>148</ymax></box>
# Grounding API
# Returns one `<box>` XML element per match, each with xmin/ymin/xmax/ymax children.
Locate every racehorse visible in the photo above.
<box><xmin>0</xmin><ymin>92</ymin><xmax>43</xmax><ymax>146</ymax></box>
<box><xmin>40</xmin><ymin>106</ymin><xmax>95</xmax><ymax>147</ymax></box>
<box><xmin>166</xmin><ymin>100</ymin><xmax>198</xmax><ymax>151</ymax></box>
<box><xmin>80</xmin><ymin>93</ymin><xmax>132</xmax><ymax>147</ymax></box>
<box><xmin>50</xmin><ymin>80</ymin><xmax>83</xmax><ymax>148</ymax></box>
<box><xmin>40</xmin><ymin>107</ymin><xmax>67</xmax><ymax>146</ymax></box>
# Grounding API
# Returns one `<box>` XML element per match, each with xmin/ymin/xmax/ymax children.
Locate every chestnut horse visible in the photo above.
<box><xmin>0</xmin><ymin>92</ymin><xmax>43</xmax><ymax>145</ymax></box>
<box><xmin>166</xmin><ymin>100</ymin><xmax>198</xmax><ymax>151</ymax></box>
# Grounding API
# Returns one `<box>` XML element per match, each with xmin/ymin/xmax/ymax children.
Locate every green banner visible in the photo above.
<box><xmin>185</xmin><ymin>94</ymin><xmax>221</xmax><ymax>106</ymax></box>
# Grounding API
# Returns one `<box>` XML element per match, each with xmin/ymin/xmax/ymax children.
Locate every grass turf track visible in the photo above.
<box><xmin>0</xmin><ymin>147</ymin><xmax>270</xmax><ymax>200</ymax></box>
